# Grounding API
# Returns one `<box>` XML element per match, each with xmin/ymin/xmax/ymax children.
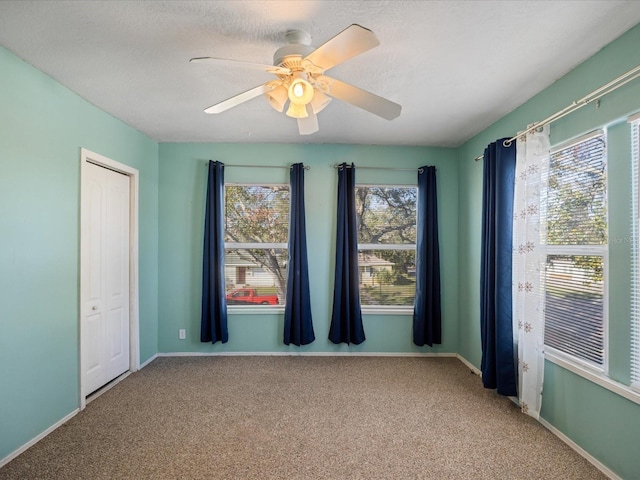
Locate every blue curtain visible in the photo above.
<box><xmin>283</xmin><ymin>163</ymin><xmax>315</xmax><ymax>346</ymax></box>
<box><xmin>480</xmin><ymin>140</ymin><xmax>517</xmax><ymax>396</ymax></box>
<box><xmin>329</xmin><ymin>163</ymin><xmax>365</xmax><ymax>345</ymax></box>
<box><xmin>413</xmin><ymin>166</ymin><xmax>441</xmax><ymax>346</ymax></box>
<box><xmin>200</xmin><ymin>160</ymin><xmax>228</xmax><ymax>344</ymax></box>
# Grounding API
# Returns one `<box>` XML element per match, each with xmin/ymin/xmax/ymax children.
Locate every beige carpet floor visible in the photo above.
<box><xmin>0</xmin><ymin>356</ymin><xmax>606</xmax><ymax>479</ymax></box>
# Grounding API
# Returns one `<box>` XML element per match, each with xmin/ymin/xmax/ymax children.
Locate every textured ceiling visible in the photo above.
<box><xmin>1</xmin><ymin>1</ymin><xmax>640</xmax><ymax>147</ymax></box>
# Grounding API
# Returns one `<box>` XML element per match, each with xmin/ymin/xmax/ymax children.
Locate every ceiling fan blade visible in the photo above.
<box><xmin>190</xmin><ymin>57</ymin><xmax>290</xmax><ymax>75</ymax></box>
<box><xmin>204</xmin><ymin>83</ymin><xmax>277</xmax><ymax>114</ymax></box>
<box><xmin>297</xmin><ymin>107</ymin><xmax>319</xmax><ymax>135</ymax></box>
<box><xmin>303</xmin><ymin>24</ymin><xmax>379</xmax><ymax>71</ymax></box>
<box><xmin>321</xmin><ymin>76</ymin><xmax>401</xmax><ymax>120</ymax></box>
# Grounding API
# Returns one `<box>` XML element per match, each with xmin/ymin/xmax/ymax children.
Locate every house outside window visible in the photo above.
<box><xmin>224</xmin><ymin>185</ymin><xmax>289</xmax><ymax>307</ymax></box>
<box><xmin>543</xmin><ymin>130</ymin><xmax>608</xmax><ymax>371</ymax></box>
<box><xmin>355</xmin><ymin>185</ymin><xmax>417</xmax><ymax>309</ymax></box>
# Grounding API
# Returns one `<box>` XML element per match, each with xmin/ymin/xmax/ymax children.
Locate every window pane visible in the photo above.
<box><xmin>359</xmin><ymin>250</ymin><xmax>416</xmax><ymax>306</ymax></box>
<box><xmin>544</xmin><ymin>254</ymin><xmax>604</xmax><ymax>366</ymax></box>
<box><xmin>547</xmin><ymin>135</ymin><xmax>607</xmax><ymax>245</ymax></box>
<box><xmin>225</xmin><ymin>248</ymin><xmax>287</xmax><ymax>305</ymax></box>
<box><xmin>356</xmin><ymin>187</ymin><xmax>417</xmax><ymax>244</ymax></box>
<box><xmin>225</xmin><ymin>185</ymin><xmax>289</xmax><ymax>244</ymax></box>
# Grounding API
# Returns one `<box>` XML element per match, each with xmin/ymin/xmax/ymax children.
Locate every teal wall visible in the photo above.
<box><xmin>457</xmin><ymin>23</ymin><xmax>640</xmax><ymax>479</ymax></box>
<box><xmin>0</xmin><ymin>46</ymin><xmax>159</xmax><ymax>461</ymax></box>
<box><xmin>158</xmin><ymin>143</ymin><xmax>459</xmax><ymax>354</ymax></box>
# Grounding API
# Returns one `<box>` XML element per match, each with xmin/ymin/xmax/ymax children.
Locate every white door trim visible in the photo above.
<box><xmin>79</xmin><ymin>148</ymin><xmax>139</xmax><ymax>411</ymax></box>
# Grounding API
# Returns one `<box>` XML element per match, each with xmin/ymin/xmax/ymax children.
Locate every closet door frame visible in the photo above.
<box><xmin>79</xmin><ymin>148</ymin><xmax>139</xmax><ymax>410</ymax></box>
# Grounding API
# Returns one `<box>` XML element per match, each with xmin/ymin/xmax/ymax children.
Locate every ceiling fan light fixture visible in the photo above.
<box><xmin>310</xmin><ymin>88</ymin><xmax>332</xmax><ymax>114</ymax></box>
<box><xmin>288</xmin><ymin>78</ymin><xmax>314</xmax><ymax>106</ymax></box>
<box><xmin>286</xmin><ymin>102</ymin><xmax>309</xmax><ymax>119</ymax></box>
<box><xmin>265</xmin><ymin>85</ymin><xmax>289</xmax><ymax>112</ymax></box>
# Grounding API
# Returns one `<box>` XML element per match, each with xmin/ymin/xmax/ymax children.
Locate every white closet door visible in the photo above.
<box><xmin>83</xmin><ymin>162</ymin><xmax>130</xmax><ymax>395</ymax></box>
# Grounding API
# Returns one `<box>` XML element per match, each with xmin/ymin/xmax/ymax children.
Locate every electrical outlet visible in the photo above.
<box><xmin>179</xmin><ymin>329</ymin><xmax>186</xmax><ymax>340</ymax></box>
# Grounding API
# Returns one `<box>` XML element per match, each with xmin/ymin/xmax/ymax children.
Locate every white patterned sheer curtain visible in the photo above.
<box><xmin>513</xmin><ymin>125</ymin><xmax>550</xmax><ymax>419</ymax></box>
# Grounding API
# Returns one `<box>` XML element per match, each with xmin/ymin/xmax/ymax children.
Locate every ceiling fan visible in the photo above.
<box><xmin>190</xmin><ymin>24</ymin><xmax>402</xmax><ymax>135</ymax></box>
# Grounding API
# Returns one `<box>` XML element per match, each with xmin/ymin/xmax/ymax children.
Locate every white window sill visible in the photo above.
<box><xmin>361</xmin><ymin>307</ymin><xmax>413</xmax><ymax>315</ymax></box>
<box><xmin>545</xmin><ymin>350</ymin><xmax>640</xmax><ymax>406</ymax></box>
<box><xmin>227</xmin><ymin>306</ymin><xmax>284</xmax><ymax>315</ymax></box>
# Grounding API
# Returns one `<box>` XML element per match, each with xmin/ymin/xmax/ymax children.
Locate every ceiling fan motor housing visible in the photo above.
<box><xmin>273</xmin><ymin>29</ymin><xmax>314</xmax><ymax>67</ymax></box>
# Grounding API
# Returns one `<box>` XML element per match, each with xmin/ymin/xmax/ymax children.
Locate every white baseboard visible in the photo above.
<box><xmin>139</xmin><ymin>353</ymin><xmax>158</xmax><ymax>369</ymax></box>
<box><xmin>158</xmin><ymin>351</ymin><xmax>459</xmax><ymax>358</ymax></box>
<box><xmin>455</xmin><ymin>353</ymin><xmax>482</xmax><ymax>376</ymax></box>
<box><xmin>538</xmin><ymin>417</ymin><xmax>620</xmax><ymax>480</ymax></box>
<box><xmin>0</xmin><ymin>409</ymin><xmax>79</xmax><ymax>469</ymax></box>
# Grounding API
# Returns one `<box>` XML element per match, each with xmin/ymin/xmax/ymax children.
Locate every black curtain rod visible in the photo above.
<box><xmin>209</xmin><ymin>163</ymin><xmax>310</xmax><ymax>170</ymax></box>
<box><xmin>332</xmin><ymin>163</ymin><xmax>426</xmax><ymax>173</ymax></box>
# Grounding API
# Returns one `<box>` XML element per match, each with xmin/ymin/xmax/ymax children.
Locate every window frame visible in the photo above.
<box><xmin>630</xmin><ymin>113</ymin><xmax>640</xmax><ymax>391</ymax></box>
<box><xmin>544</xmin><ymin>122</ymin><xmax>640</xmax><ymax>405</ymax></box>
<box><xmin>542</xmin><ymin>129</ymin><xmax>609</xmax><ymax>374</ymax></box>
<box><xmin>355</xmin><ymin>183</ymin><xmax>418</xmax><ymax>314</ymax></box>
<box><xmin>224</xmin><ymin>182</ymin><xmax>289</xmax><ymax>313</ymax></box>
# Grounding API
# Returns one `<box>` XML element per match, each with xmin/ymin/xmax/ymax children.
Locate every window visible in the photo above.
<box><xmin>355</xmin><ymin>186</ymin><xmax>417</xmax><ymax>308</ymax></box>
<box><xmin>224</xmin><ymin>185</ymin><xmax>289</xmax><ymax>306</ymax></box>
<box><xmin>631</xmin><ymin>116</ymin><xmax>640</xmax><ymax>388</ymax></box>
<box><xmin>543</xmin><ymin>131</ymin><xmax>608</xmax><ymax>370</ymax></box>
